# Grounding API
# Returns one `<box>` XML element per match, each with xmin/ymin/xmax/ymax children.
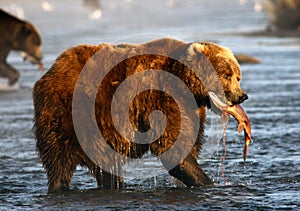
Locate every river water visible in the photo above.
<box><xmin>1</xmin><ymin>0</ymin><xmax>300</xmax><ymax>210</ymax></box>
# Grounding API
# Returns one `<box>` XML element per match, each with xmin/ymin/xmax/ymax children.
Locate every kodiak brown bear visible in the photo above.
<box><xmin>0</xmin><ymin>9</ymin><xmax>43</xmax><ymax>85</ymax></box>
<box><xmin>33</xmin><ymin>38</ymin><xmax>249</xmax><ymax>193</ymax></box>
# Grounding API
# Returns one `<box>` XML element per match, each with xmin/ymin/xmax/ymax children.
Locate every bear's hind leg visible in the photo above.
<box><xmin>165</xmin><ymin>154</ymin><xmax>213</xmax><ymax>187</ymax></box>
<box><xmin>39</xmin><ymin>144</ymin><xmax>79</xmax><ymax>193</ymax></box>
<box><xmin>45</xmin><ymin>161</ymin><xmax>77</xmax><ymax>193</ymax></box>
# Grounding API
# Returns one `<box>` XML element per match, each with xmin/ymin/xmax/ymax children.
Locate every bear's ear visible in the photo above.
<box><xmin>20</xmin><ymin>23</ymin><xmax>33</xmax><ymax>37</ymax></box>
<box><xmin>186</xmin><ymin>43</ymin><xmax>207</xmax><ymax>62</ymax></box>
<box><xmin>15</xmin><ymin>23</ymin><xmax>32</xmax><ymax>41</ymax></box>
<box><xmin>187</xmin><ymin>43</ymin><xmax>206</xmax><ymax>56</ymax></box>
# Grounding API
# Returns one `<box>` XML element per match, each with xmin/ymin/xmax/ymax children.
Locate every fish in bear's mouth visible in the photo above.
<box><xmin>20</xmin><ymin>51</ymin><xmax>44</xmax><ymax>71</ymax></box>
<box><xmin>208</xmin><ymin>92</ymin><xmax>252</xmax><ymax>161</ymax></box>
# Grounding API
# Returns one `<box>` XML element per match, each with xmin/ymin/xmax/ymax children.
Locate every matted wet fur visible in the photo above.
<box><xmin>33</xmin><ymin>38</ymin><xmax>248</xmax><ymax>193</ymax></box>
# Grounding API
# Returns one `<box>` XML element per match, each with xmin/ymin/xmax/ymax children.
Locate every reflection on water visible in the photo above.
<box><xmin>0</xmin><ymin>0</ymin><xmax>300</xmax><ymax>209</ymax></box>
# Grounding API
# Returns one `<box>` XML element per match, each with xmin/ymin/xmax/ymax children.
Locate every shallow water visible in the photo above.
<box><xmin>1</xmin><ymin>0</ymin><xmax>300</xmax><ymax>210</ymax></box>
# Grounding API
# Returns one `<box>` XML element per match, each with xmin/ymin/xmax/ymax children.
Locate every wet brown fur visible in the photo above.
<box><xmin>33</xmin><ymin>38</ymin><xmax>248</xmax><ymax>193</ymax></box>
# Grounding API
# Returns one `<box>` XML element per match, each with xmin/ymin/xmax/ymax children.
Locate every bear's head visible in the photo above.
<box><xmin>13</xmin><ymin>22</ymin><xmax>43</xmax><ymax>65</ymax></box>
<box><xmin>187</xmin><ymin>42</ymin><xmax>248</xmax><ymax>106</ymax></box>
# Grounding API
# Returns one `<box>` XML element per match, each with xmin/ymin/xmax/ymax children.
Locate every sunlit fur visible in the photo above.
<box><xmin>33</xmin><ymin>38</ymin><xmax>248</xmax><ymax>193</ymax></box>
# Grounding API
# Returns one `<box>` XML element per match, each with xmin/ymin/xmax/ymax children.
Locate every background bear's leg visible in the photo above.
<box><xmin>164</xmin><ymin>154</ymin><xmax>213</xmax><ymax>187</ymax></box>
<box><xmin>94</xmin><ymin>166</ymin><xmax>123</xmax><ymax>189</ymax></box>
<box><xmin>0</xmin><ymin>61</ymin><xmax>20</xmax><ymax>85</ymax></box>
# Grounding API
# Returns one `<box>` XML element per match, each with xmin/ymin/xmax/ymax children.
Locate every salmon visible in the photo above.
<box><xmin>37</xmin><ymin>62</ymin><xmax>44</xmax><ymax>72</ymax></box>
<box><xmin>208</xmin><ymin>92</ymin><xmax>252</xmax><ymax>161</ymax></box>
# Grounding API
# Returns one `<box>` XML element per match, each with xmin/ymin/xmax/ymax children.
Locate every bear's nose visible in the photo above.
<box><xmin>238</xmin><ymin>93</ymin><xmax>248</xmax><ymax>103</ymax></box>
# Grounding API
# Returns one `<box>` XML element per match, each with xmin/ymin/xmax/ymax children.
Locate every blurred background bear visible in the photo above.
<box><xmin>0</xmin><ymin>9</ymin><xmax>43</xmax><ymax>89</ymax></box>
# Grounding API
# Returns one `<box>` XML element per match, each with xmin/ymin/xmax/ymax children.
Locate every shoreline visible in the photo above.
<box><xmin>197</xmin><ymin>29</ymin><xmax>300</xmax><ymax>40</ymax></box>
<box><xmin>243</xmin><ymin>29</ymin><xmax>300</xmax><ymax>38</ymax></box>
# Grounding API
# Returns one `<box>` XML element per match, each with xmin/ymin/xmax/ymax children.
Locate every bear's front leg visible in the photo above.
<box><xmin>94</xmin><ymin>166</ymin><xmax>123</xmax><ymax>189</ymax></box>
<box><xmin>0</xmin><ymin>61</ymin><xmax>20</xmax><ymax>85</ymax></box>
<box><xmin>167</xmin><ymin>154</ymin><xmax>213</xmax><ymax>187</ymax></box>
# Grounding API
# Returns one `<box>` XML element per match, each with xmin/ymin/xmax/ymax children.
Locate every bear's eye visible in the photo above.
<box><xmin>225</xmin><ymin>74</ymin><xmax>231</xmax><ymax>80</ymax></box>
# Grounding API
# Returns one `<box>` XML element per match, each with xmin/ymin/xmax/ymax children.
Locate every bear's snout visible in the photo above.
<box><xmin>238</xmin><ymin>93</ymin><xmax>248</xmax><ymax>104</ymax></box>
<box><xmin>225</xmin><ymin>90</ymin><xmax>248</xmax><ymax>105</ymax></box>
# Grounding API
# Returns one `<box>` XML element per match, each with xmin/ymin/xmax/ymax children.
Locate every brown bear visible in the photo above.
<box><xmin>0</xmin><ymin>9</ymin><xmax>43</xmax><ymax>86</ymax></box>
<box><xmin>33</xmin><ymin>38</ymin><xmax>248</xmax><ymax>193</ymax></box>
